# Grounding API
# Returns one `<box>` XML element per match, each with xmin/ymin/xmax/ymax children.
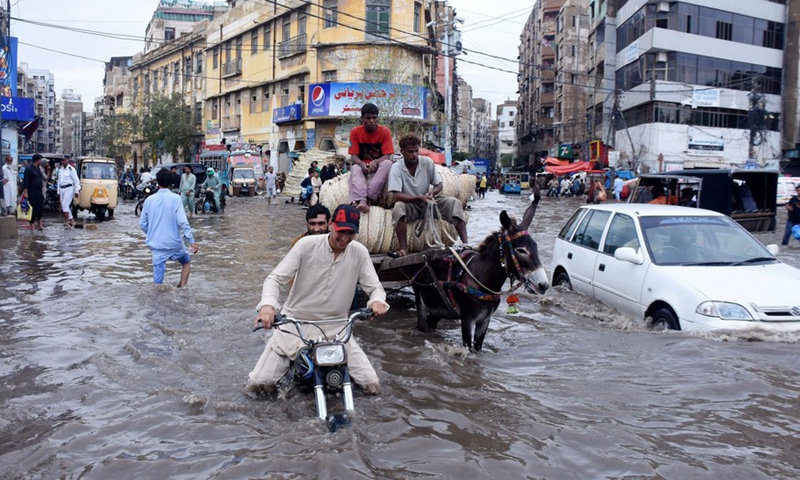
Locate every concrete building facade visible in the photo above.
<box><xmin>455</xmin><ymin>76</ymin><xmax>473</xmax><ymax>155</ymax></box>
<box><xmin>554</xmin><ymin>0</ymin><xmax>590</xmax><ymax>155</ymax></box>
<box><xmin>472</xmin><ymin>97</ymin><xmax>494</xmax><ymax>161</ymax></box>
<box><xmin>613</xmin><ymin>0</ymin><xmax>785</xmax><ymax>171</ymax></box>
<box><xmin>55</xmin><ymin>89</ymin><xmax>83</xmax><ymax>157</ymax></box>
<box><xmin>497</xmin><ymin>100</ymin><xmax>518</xmax><ymax>167</ymax></box>
<box><xmin>18</xmin><ymin>63</ymin><xmax>56</xmax><ymax>153</ymax></box>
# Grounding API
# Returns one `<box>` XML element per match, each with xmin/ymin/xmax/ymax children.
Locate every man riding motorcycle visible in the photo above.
<box><xmin>248</xmin><ymin>204</ymin><xmax>389</xmax><ymax>395</ymax></box>
<box><xmin>199</xmin><ymin>167</ymin><xmax>222</xmax><ymax>213</ymax></box>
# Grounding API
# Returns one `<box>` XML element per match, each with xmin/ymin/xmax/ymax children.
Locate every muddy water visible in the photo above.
<box><xmin>1</xmin><ymin>191</ymin><xmax>800</xmax><ymax>479</ymax></box>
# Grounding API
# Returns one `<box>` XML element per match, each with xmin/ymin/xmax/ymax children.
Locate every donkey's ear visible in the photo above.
<box><xmin>500</xmin><ymin>210</ymin><xmax>512</xmax><ymax>230</ymax></box>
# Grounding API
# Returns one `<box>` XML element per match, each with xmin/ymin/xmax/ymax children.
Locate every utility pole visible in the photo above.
<box><xmin>437</xmin><ymin>2</ymin><xmax>463</xmax><ymax>167</ymax></box>
<box><xmin>748</xmin><ymin>76</ymin><xmax>763</xmax><ymax>163</ymax></box>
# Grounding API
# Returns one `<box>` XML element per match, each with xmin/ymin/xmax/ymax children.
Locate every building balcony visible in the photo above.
<box><xmin>537</xmin><ymin>117</ymin><xmax>554</xmax><ymax>128</ymax></box>
<box><xmin>541</xmin><ymin>69</ymin><xmax>555</xmax><ymax>81</ymax></box>
<box><xmin>279</xmin><ymin>33</ymin><xmax>307</xmax><ymax>59</ymax></box>
<box><xmin>222</xmin><ymin>58</ymin><xmax>242</xmax><ymax>78</ymax></box>
<box><xmin>221</xmin><ymin>114</ymin><xmax>241</xmax><ymax>132</ymax></box>
<box><xmin>541</xmin><ymin>92</ymin><xmax>554</xmax><ymax>104</ymax></box>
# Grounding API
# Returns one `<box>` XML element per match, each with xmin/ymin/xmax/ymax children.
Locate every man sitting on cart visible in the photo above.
<box><xmin>388</xmin><ymin>134</ymin><xmax>468</xmax><ymax>257</ymax></box>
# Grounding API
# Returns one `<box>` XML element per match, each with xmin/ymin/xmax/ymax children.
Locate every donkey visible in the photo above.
<box><xmin>411</xmin><ymin>195</ymin><xmax>549</xmax><ymax>351</ymax></box>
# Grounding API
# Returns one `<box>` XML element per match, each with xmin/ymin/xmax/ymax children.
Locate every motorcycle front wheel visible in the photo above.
<box><xmin>134</xmin><ymin>201</ymin><xmax>144</xmax><ymax>217</ymax></box>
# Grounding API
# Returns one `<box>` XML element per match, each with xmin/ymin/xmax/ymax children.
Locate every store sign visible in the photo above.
<box><xmin>307</xmin><ymin>83</ymin><xmax>429</xmax><ymax>120</ymax></box>
<box><xmin>273</xmin><ymin>104</ymin><xmax>303</xmax><ymax>123</ymax></box>
<box><xmin>0</xmin><ymin>96</ymin><xmax>34</xmax><ymax>121</ymax></box>
<box><xmin>687</xmin><ymin>128</ymin><xmax>724</xmax><ymax>156</ymax></box>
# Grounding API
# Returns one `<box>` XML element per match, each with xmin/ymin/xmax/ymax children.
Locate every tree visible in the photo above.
<box><xmin>452</xmin><ymin>151</ymin><xmax>470</xmax><ymax>163</ymax></box>
<box><xmin>96</xmin><ymin>113</ymin><xmax>138</xmax><ymax>170</ymax></box>
<box><xmin>141</xmin><ymin>92</ymin><xmax>195</xmax><ymax>163</ymax></box>
<box><xmin>500</xmin><ymin>153</ymin><xmax>512</xmax><ymax>167</ymax></box>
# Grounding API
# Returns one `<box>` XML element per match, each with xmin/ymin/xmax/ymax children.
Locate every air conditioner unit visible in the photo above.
<box><xmin>657</xmin><ymin>1</ymin><xmax>669</xmax><ymax>13</ymax></box>
<box><xmin>655</xmin><ymin>51</ymin><xmax>668</xmax><ymax>63</ymax></box>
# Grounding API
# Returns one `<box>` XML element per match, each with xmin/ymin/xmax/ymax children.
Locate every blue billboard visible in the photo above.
<box><xmin>1</xmin><ymin>96</ymin><xmax>35</xmax><ymax>121</ymax></box>
<box><xmin>0</xmin><ymin>37</ymin><xmax>18</xmax><ymax>97</ymax></box>
<box><xmin>273</xmin><ymin>104</ymin><xmax>303</xmax><ymax>123</ymax></box>
<box><xmin>308</xmin><ymin>83</ymin><xmax>428</xmax><ymax>120</ymax></box>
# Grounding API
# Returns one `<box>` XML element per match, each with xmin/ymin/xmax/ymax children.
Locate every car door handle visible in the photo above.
<box><xmin>598</xmin><ymin>264</ymin><xmax>605</xmax><ymax>271</ymax></box>
<box><xmin>567</xmin><ymin>253</ymin><xmax>573</xmax><ymax>259</ymax></box>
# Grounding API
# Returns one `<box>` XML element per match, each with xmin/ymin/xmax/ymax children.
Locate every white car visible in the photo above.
<box><xmin>550</xmin><ymin>203</ymin><xmax>800</xmax><ymax>332</ymax></box>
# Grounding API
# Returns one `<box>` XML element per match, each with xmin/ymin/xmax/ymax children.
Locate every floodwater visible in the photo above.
<box><xmin>1</xmin><ymin>190</ymin><xmax>800</xmax><ymax>479</ymax></box>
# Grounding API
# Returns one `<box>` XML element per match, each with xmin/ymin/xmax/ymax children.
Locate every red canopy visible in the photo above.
<box><xmin>545</xmin><ymin>161</ymin><xmax>594</xmax><ymax>175</ymax></box>
<box><xmin>544</xmin><ymin>157</ymin><xmax>568</xmax><ymax>166</ymax></box>
<box><xmin>420</xmin><ymin>148</ymin><xmax>446</xmax><ymax>165</ymax></box>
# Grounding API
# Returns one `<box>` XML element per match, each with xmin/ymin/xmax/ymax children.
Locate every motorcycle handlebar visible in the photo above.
<box><xmin>252</xmin><ymin>308</ymin><xmax>374</xmax><ymax>332</ymax></box>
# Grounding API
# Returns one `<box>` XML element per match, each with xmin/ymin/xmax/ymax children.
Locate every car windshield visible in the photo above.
<box><xmin>640</xmin><ymin>215</ymin><xmax>775</xmax><ymax>266</ymax></box>
<box><xmin>233</xmin><ymin>169</ymin><xmax>254</xmax><ymax>180</ymax></box>
<box><xmin>83</xmin><ymin>162</ymin><xmax>117</xmax><ymax>180</ymax></box>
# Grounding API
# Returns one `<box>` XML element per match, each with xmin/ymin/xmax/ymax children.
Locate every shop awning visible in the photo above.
<box><xmin>545</xmin><ymin>161</ymin><xmax>594</xmax><ymax>175</ymax></box>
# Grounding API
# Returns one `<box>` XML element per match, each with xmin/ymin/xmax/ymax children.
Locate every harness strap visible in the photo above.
<box><xmin>423</xmin><ymin>255</ymin><xmax>461</xmax><ymax>316</ymax></box>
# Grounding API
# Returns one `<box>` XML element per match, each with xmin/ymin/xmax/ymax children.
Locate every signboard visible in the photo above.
<box><xmin>687</xmin><ymin>128</ymin><xmax>724</xmax><ymax>156</ymax></box>
<box><xmin>205</xmin><ymin>120</ymin><xmax>220</xmax><ymax>135</ymax></box>
<box><xmin>557</xmin><ymin>144</ymin><xmax>573</xmax><ymax>159</ymax></box>
<box><xmin>622</xmin><ymin>40</ymin><xmax>639</xmax><ymax>66</ymax></box>
<box><xmin>306</xmin><ymin>128</ymin><xmax>316</xmax><ymax>149</ymax></box>
<box><xmin>273</xmin><ymin>104</ymin><xmax>303</xmax><ymax>123</ymax></box>
<box><xmin>307</xmin><ymin>82</ymin><xmax>429</xmax><ymax>120</ymax></box>
<box><xmin>0</xmin><ymin>96</ymin><xmax>34</xmax><ymax>121</ymax></box>
<box><xmin>691</xmin><ymin>87</ymin><xmax>719</xmax><ymax>108</ymax></box>
<box><xmin>0</xmin><ymin>37</ymin><xmax>18</xmax><ymax>97</ymax></box>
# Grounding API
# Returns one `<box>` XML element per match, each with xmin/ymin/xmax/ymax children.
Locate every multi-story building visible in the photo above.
<box><xmin>19</xmin><ymin>63</ymin><xmax>56</xmax><ymax>153</ymax></box>
<box><xmin>55</xmin><ymin>89</ymin><xmax>84</xmax><ymax>157</ymax></box>
<box><xmin>455</xmin><ymin>76</ymin><xmax>473</xmax><ymax>155</ymax></box>
<box><xmin>473</xmin><ymin>98</ymin><xmax>494</xmax><ymax>160</ymax></box>
<box><xmin>202</xmin><ymin>0</ymin><xmax>437</xmax><ymax>170</ymax></box>
<box><xmin>144</xmin><ymin>0</ymin><xmax>227</xmax><ymax>54</ymax></box>
<box><xmin>585</xmin><ymin>0</ymin><xmax>617</xmax><ymax>157</ymax></box>
<box><xmin>554</xmin><ymin>0</ymin><xmax>590</xmax><ymax>155</ymax></box>
<box><xmin>497</xmin><ymin>100</ymin><xmax>518</xmax><ymax>167</ymax></box>
<box><xmin>613</xmin><ymin>0</ymin><xmax>785</xmax><ymax>170</ymax></box>
<box><xmin>517</xmin><ymin>0</ymin><xmax>567</xmax><ymax>167</ymax></box>
<box><xmin>94</xmin><ymin>56</ymin><xmax>134</xmax><ymax>162</ymax></box>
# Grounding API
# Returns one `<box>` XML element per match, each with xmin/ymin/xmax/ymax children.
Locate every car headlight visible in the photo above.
<box><xmin>696</xmin><ymin>301</ymin><xmax>753</xmax><ymax>320</ymax></box>
<box><xmin>314</xmin><ymin>344</ymin><xmax>346</xmax><ymax>366</ymax></box>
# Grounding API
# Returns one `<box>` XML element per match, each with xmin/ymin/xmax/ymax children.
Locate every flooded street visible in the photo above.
<box><xmin>2</xmin><ymin>190</ymin><xmax>800</xmax><ymax>479</ymax></box>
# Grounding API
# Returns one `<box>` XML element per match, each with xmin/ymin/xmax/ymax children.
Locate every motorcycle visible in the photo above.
<box><xmin>120</xmin><ymin>179</ymin><xmax>136</xmax><ymax>201</ymax></box>
<box><xmin>253</xmin><ymin>308</ymin><xmax>374</xmax><ymax>432</ymax></box>
<box><xmin>45</xmin><ymin>182</ymin><xmax>60</xmax><ymax>212</ymax></box>
<box><xmin>194</xmin><ymin>188</ymin><xmax>226</xmax><ymax>215</ymax></box>
<box><xmin>134</xmin><ymin>181</ymin><xmax>158</xmax><ymax>216</ymax></box>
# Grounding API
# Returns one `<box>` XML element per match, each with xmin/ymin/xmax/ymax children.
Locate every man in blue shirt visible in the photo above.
<box><xmin>140</xmin><ymin>168</ymin><xmax>200</xmax><ymax>287</ymax></box>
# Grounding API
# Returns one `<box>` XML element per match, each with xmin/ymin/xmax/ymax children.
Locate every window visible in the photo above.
<box><xmin>716</xmin><ymin>21</ymin><xmax>732</xmax><ymax>41</ymax></box>
<box><xmin>414</xmin><ymin>2</ymin><xmax>421</xmax><ymax>33</ymax></box>
<box><xmin>283</xmin><ymin>17</ymin><xmax>291</xmax><ymax>41</ymax></box>
<box><xmin>195</xmin><ymin>52</ymin><xmax>202</xmax><ymax>74</ymax></box>
<box><xmin>603</xmin><ymin>214</ymin><xmax>639</xmax><ymax>255</ymax></box>
<box><xmin>298</xmin><ymin>7</ymin><xmax>307</xmax><ymax>36</ymax></box>
<box><xmin>263</xmin><ymin>26</ymin><xmax>271</xmax><ymax>50</ymax></box>
<box><xmin>249</xmin><ymin>88</ymin><xmax>260</xmax><ymax>113</ymax></box>
<box><xmin>366</xmin><ymin>0</ymin><xmax>391</xmax><ymax>37</ymax></box>
<box><xmin>212</xmin><ymin>98</ymin><xmax>218</xmax><ymax>120</ymax></box>
<box><xmin>280</xmin><ymin>80</ymin><xmax>289</xmax><ymax>107</ymax></box>
<box><xmin>571</xmin><ymin>45</ymin><xmax>575</xmax><ymax>56</ymax></box>
<box><xmin>235</xmin><ymin>37</ymin><xmax>242</xmax><ymax>59</ymax></box>
<box><xmin>324</xmin><ymin>0</ymin><xmax>338</xmax><ymax>28</ymax></box>
<box><xmin>194</xmin><ymin>102</ymin><xmax>202</xmax><ymax>124</ymax></box>
<box><xmin>251</xmin><ymin>30</ymin><xmax>259</xmax><ymax>54</ymax></box>
<box><xmin>165</xmin><ymin>27</ymin><xmax>175</xmax><ymax>41</ymax></box>
<box><xmin>573</xmin><ymin>210</ymin><xmax>611</xmax><ymax>250</ymax></box>
<box><xmin>323</xmin><ymin>70</ymin><xmax>337</xmax><ymax>83</ymax></box>
<box><xmin>262</xmin><ymin>86</ymin><xmax>270</xmax><ymax>111</ymax></box>
<box><xmin>224</xmin><ymin>42</ymin><xmax>231</xmax><ymax>63</ymax></box>
<box><xmin>558</xmin><ymin>208</ymin><xmax>586</xmax><ymax>240</ymax></box>
<box><xmin>213</xmin><ymin>47</ymin><xmax>218</xmax><ymax>69</ymax></box>
<box><xmin>162</xmin><ymin>66</ymin><xmax>168</xmax><ymax>88</ymax></box>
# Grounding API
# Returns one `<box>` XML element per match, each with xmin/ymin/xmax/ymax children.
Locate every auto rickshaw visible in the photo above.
<box><xmin>229</xmin><ymin>165</ymin><xmax>256</xmax><ymax>196</ymax></box>
<box><xmin>72</xmin><ymin>157</ymin><xmax>118</xmax><ymax>221</ymax></box>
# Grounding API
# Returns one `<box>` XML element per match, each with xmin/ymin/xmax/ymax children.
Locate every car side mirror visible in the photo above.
<box><xmin>766</xmin><ymin>244</ymin><xmax>779</xmax><ymax>256</ymax></box>
<box><xmin>614</xmin><ymin>247</ymin><xmax>643</xmax><ymax>265</ymax></box>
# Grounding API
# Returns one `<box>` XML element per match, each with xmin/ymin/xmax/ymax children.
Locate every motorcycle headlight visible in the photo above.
<box><xmin>696</xmin><ymin>301</ymin><xmax>753</xmax><ymax>321</ymax></box>
<box><xmin>314</xmin><ymin>344</ymin><xmax>346</xmax><ymax>366</ymax></box>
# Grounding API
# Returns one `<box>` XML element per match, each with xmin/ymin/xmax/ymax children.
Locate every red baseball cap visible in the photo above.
<box><xmin>332</xmin><ymin>204</ymin><xmax>361</xmax><ymax>232</ymax></box>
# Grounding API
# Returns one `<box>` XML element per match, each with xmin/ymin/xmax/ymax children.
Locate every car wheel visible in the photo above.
<box><xmin>650</xmin><ymin>307</ymin><xmax>680</xmax><ymax>331</ymax></box>
<box><xmin>554</xmin><ymin>271</ymin><xmax>572</xmax><ymax>289</ymax></box>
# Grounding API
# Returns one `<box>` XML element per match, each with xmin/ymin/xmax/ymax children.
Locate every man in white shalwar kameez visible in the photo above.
<box><xmin>56</xmin><ymin>157</ymin><xmax>80</xmax><ymax>226</ymax></box>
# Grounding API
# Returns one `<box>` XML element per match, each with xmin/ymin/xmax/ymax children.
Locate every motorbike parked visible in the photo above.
<box><xmin>194</xmin><ymin>188</ymin><xmax>225</xmax><ymax>215</ymax></box>
<box><xmin>45</xmin><ymin>182</ymin><xmax>60</xmax><ymax>212</ymax></box>
<box><xmin>253</xmin><ymin>308</ymin><xmax>374</xmax><ymax>432</ymax></box>
<box><xmin>134</xmin><ymin>181</ymin><xmax>158</xmax><ymax>216</ymax></box>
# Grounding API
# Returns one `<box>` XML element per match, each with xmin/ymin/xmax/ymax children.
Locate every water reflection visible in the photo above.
<box><xmin>0</xmin><ymin>192</ymin><xmax>798</xmax><ymax>478</ymax></box>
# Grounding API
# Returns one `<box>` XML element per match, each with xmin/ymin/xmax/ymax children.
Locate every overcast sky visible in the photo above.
<box><xmin>10</xmin><ymin>0</ymin><xmax>527</xmax><ymax>117</ymax></box>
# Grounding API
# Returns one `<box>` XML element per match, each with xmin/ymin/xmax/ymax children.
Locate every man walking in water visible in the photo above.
<box><xmin>140</xmin><ymin>168</ymin><xmax>199</xmax><ymax>287</ymax></box>
<box><xmin>348</xmin><ymin>103</ymin><xmax>394</xmax><ymax>213</ymax></box>
<box><xmin>56</xmin><ymin>156</ymin><xmax>80</xmax><ymax>226</ymax></box>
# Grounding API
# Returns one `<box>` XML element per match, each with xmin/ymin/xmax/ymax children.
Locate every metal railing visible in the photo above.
<box><xmin>279</xmin><ymin>33</ymin><xmax>307</xmax><ymax>58</ymax></box>
<box><xmin>222</xmin><ymin>58</ymin><xmax>242</xmax><ymax>78</ymax></box>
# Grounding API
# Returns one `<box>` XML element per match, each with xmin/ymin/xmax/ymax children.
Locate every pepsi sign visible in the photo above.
<box><xmin>308</xmin><ymin>84</ymin><xmax>330</xmax><ymax>116</ymax></box>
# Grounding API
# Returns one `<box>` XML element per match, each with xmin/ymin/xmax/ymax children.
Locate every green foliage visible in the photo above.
<box><xmin>96</xmin><ymin>113</ymin><xmax>138</xmax><ymax>170</ymax></box>
<box><xmin>452</xmin><ymin>151</ymin><xmax>470</xmax><ymax>163</ymax></box>
<box><xmin>500</xmin><ymin>153</ymin><xmax>513</xmax><ymax>167</ymax></box>
<box><xmin>141</xmin><ymin>92</ymin><xmax>195</xmax><ymax>161</ymax></box>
